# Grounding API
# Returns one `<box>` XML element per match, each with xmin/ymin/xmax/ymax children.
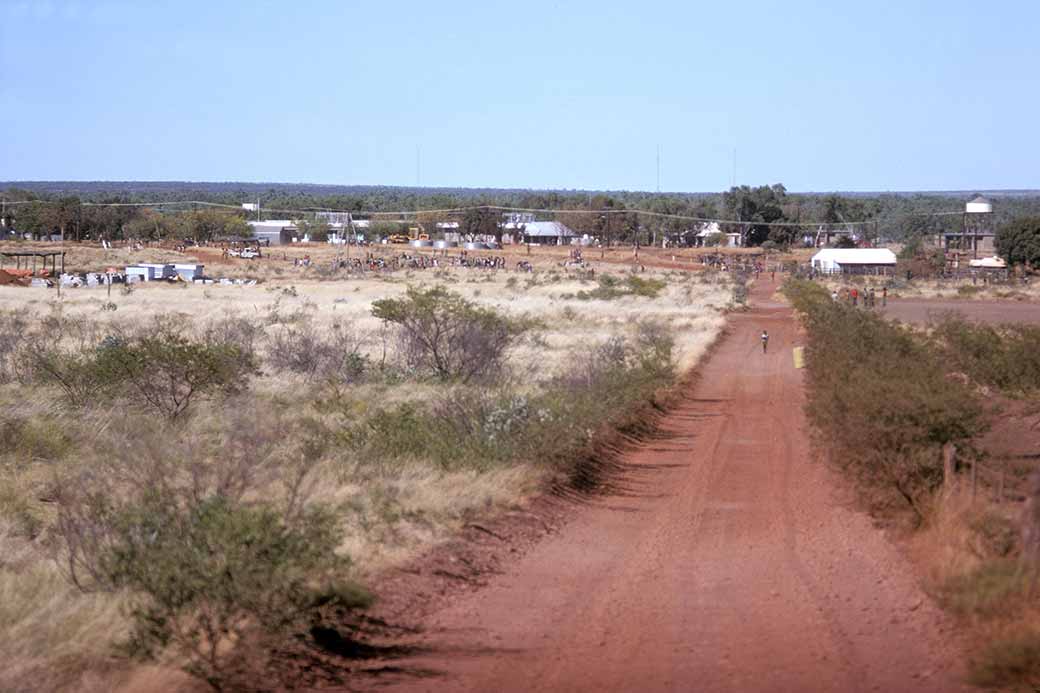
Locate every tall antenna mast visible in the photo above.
<box><xmin>416</xmin><ymin>145</ymin><xmax>421</xmax><ymax>188</ymax></box>
<box><xmin>656</xmin><ymin>144</ymin><xmax>660</xmax><ymax>193</ymax></box>
<box><xmin>731</xmin><ymin>148</ymin><xmax>737</xmax><ymax>188</ymax></box>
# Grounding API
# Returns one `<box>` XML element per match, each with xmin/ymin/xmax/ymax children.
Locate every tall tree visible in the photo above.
<box><xmin>459</xmin><ymin>207</ymin><xmax>502</xmax><ymax>242</ymax></box>
<box><xmin>996</xmin><ymin>217</ymin><xmax>1040</xmax><ymax>268</ymax></box>
<box><xmin>722</xmin><ymin>184</ymin><xmax>788</xmax><ymax>245</ymax></box>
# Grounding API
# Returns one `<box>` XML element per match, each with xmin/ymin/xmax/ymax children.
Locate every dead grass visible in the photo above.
<box><xmin>912</xmin><ymin>490</ymin><xmax>1040</xmax><ymax>688</ymax></box>
<box><xmin>0</xmin><ymin>524</ymin><xmax>129</xmax><ymax>693</ymax></box>
<box><xmin>0</xmin><ymin>264</ymin><xmax>730</xmax><ymax>689</ymax></box>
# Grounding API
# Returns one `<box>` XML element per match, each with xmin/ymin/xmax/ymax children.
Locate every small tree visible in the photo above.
<box><xmin>995</xmin><ymin>216</ymin><xmax>1040</xmax><ymax>268</ymax></box>
<box><xmin>96</xmin><ymin>319</ymin><xmax>255</xmax><ymax>419</ymax></box>
<box><xmin>105</xmin><ymin>495</ymin><xmax>364</xmax><ymax>688</ymax></box>
<box><xmin>372</xmin><ymin>287</ymin><xmax>525</xmax><ymax>382</ymax></box>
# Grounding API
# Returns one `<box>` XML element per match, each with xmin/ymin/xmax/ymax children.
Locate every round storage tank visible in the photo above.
<box><xmin>966</xmin><ymin>196</ymin><xmax>993</xmax><ymax>214</ymax></box>
<box><xmin>409</xmin><ymin>239</ymin><xmax>433</xmax><ymax>248</ymax></box>
<box><xmin>463</xmin><ymin>242</ymin><xmax>487</xmax><ymax>250</ymax></box>
<box><xmin>433</xmin><ymin>240</ymin><xmax>458</xmax><ymax>249</ymax></box>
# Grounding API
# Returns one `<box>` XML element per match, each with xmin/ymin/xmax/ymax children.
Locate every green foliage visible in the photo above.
<box><xmin>575</xmin><ymin>274</ymin><xmax>666</xmax><ymax>300</ymax></box>
<box><xmin>372</xmin><ymin>286</ymin><xmax>526</xmax><ymax>382</ymax></box>
<box><xmin>0</xmin><ymin>417</ymin><xmax>72</xmax><ymax>464</ymax></box>
<box><xmin>95</xmin><ymin>326</ymin><xmax>253</xmax><ymax>419</ymax></box>
<box><xmin>995</xmin><ymin>216</ymin><xmax>1040</xmax><ymax>268</ymax></box>
<box><xmin>459</xmin><ymin>206</ymin><xmax>502</xmax><ymax>241</ymax></box>
<box><xmin>722</xmin><ymin>183</ymin><xmax>787</xmax><ymax>245</ymax></box>
<box><xmin>703</xmin><ymin>231</ymin><xmax>726</xmax><ymax>247</ymax></box>
<box><xmin>784</xmin><ymin>279</ymin><xmax>986</xmax><ymax>519</ymax></box>
<box><xmin>341</xmin><ymin>321</ymin><xmax>676</xmax><ymax>474</ymax></box>
<box><xmin>932</xmin><ymin>317</ymin><xmax>1040</xmax><ymax>395</ymax></box>
<box><xmin>105</xmin><ymin>494</ymin><xmax>364</xmax><ymax>687</ymax></box>
<box><xmin>25</xmin><ymin>318</ymin><xmax>254</xmax><ymax>418</ymax></box>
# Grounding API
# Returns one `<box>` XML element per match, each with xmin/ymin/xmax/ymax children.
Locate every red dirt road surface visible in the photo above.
<box><xmin>365</xmin><ymin>281</ymin><xmax>969</xmax><ymax>693</ymax></box>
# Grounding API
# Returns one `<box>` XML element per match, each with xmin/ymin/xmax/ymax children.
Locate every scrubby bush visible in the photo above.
<box><xmin>932</xmin><ymin>317</ymin><xmax>1040</xmax><ymax>395</ymax></box>
<box><xmin>575</xmin><ymin>274</ymin><xmax>667</xmax><ymax>300</ymax></box>
<box><xmin>341</xmin><ymin>321</ymin><xmax>678</xmax><ymax>475</ymax></box>
<box><xmin>107</xmin><ymin>495</ymin><xmax>362</xmax><ymax>688</ymax></box>
<box><xmin>46</xmin><ymin>405</ymin><xmax>364</xmax><ymax>688</ymax></box>
<box><xmin>22</xmin><ymin>316</ymin><xmax>255</xmax><ymax>418</ymax></box>
<box><xmin>372</xmin><ymin>286</ymin><xmax>527</xmax><ymax>382</ymax></box>
<box><xmin>0</xmin><ymin>310</ymin><xmax>29</xmax><ymax>383</ymax></box>
<box><xmin>267</xmin><ymin>319</ymin><xmax>367</xmax><ymax>382</ymax></box>
<box><xmin>784</xmin><ymin>279</ymin><xmax>985</xmax><ymax>519</ymax></box>
<box><xmin>95</xmin><ymin>323</ymin><xmax>254</xmax><ymax>420</ymax></box>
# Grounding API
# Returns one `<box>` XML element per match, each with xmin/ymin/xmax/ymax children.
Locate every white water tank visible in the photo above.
<box><xmin>966</xmin><ymin>195</ymin><xmax>992</xmax><ymax>214</ymax></box>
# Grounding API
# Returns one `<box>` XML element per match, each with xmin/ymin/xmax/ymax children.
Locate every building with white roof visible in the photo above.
<box><xmin>811</xmin><ymin>248</ymin><xmax>897</xmax><ymax>275</ymax></box>
<box><xmin>504</xmin><ymin>221</ymin><xmax>576</xmax><ymax>245</ymax></box>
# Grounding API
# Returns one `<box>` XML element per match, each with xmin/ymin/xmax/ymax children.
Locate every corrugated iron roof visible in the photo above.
<box><xmin>811</xmin><ymin>248</ymin><xmax>897</xmax><ymax>265</ymax></box>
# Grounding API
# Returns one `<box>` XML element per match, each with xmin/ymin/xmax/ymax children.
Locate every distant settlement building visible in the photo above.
<box><xmin>248</xmin><ymin>220</ymin><xmax>297</xmax><ymax>246</ymax></box>
<box><xmin>505</xmin><ymin>221</ymin><xmax>576</xmax><ymax>246</ymax></box>
<box><xmin>811</xmin><ymin>248</ymin><xmax>897</xmax><ymax>275</ymax></box>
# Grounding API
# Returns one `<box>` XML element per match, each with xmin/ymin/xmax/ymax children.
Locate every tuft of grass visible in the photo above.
<box><xmin>939</xmin><ymin>560</ymin><xmax>1036</xmax><ymax>620</ymax></box>
<box><xmin>969</xmin><ymin>630</ymin><xmax>1040</xmax><ymax>689</ymax></box>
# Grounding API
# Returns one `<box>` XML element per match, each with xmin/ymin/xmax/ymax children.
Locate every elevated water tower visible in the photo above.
<box><xmin>962</xmin><ymin>194</ymin><xmax>994</xmax><ymax>259</ymax></box>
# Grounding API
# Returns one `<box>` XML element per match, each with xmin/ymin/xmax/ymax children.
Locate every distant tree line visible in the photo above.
<box><xmin>4</xmin><ymin>183</ymin><xmax>1040</xmax><ymax>249</ymax></box>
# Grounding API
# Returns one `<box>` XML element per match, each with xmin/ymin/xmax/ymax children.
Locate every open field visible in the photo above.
<box><xmin>884</xmin><ymin>298</ymin><xmax>1040</xmax><ymax>326</ymax></box>
<box><xmin>0</xmin><ymin>257</ymin><xmax>732</xmax><ymax>692</ymax></box>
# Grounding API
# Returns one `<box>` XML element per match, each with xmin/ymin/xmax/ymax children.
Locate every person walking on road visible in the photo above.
<box><xmin>760</xmin><ymin>330</ymin><xmax>769</xmax><ymax>354</ymax></box>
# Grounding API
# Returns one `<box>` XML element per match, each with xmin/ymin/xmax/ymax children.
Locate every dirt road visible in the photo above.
<box><xmin>366</xmin><ymin>280</ymin><xmax>968</xmax><ymax>693</ymax></box>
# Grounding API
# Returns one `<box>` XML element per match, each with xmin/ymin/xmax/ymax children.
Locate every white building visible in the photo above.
<box><xmin>248</xmin><ymin>220</ymin><xmax>297</xmax><ymax>246</ymax></box>
<box><xmin>504</xmin><ymin>221</ymin><xmax>576</xmax><ymax>245</ymax></box>
<box><xmin>811</xmin><ymin>248</ymin><xmax>897</xmax><ymax>275</ymax></box>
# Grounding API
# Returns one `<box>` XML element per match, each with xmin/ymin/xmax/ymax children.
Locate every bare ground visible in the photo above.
<box><xmin>346</xmin><ymin>280</ymin><xmax>972</xmax><ymax>693</ymax></box>
<box><xmin>884</xmin><ymin>297</ymin><xmax>1040</xmax><ymax>325</ymax></box>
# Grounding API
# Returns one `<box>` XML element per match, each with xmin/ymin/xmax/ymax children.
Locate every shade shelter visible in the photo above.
<box><xmin>0</xmin><ymin>250</ymin><xmax>65</xmax><ymax>276</ymax></box>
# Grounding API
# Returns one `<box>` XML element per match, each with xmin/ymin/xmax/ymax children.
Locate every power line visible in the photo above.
<box><xmin>0</xmin><ymin>199</ymin><xmax>965</xmax><ymax>229</ymax></box>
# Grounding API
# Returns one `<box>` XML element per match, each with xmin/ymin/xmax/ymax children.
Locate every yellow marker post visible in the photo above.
<box><xmin>793</xmin><ymin>346</ymin><xmax>805</xmax><ymax>369</ymax></box>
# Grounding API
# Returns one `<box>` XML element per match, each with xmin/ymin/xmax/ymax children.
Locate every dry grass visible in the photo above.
<box><xmin>0</xmin><ymin>524</ymin><xmax>129</xmax><ymax>693</ymax></box>
<box><xmin>0</xmin><ymin>263</ymin><xmax>731</xmax><ymax>689</ymax></box>
<box><xmin>911</xmin><ymin>488</ymin><xmax>1040</xmax><ymax>688</ymax></box>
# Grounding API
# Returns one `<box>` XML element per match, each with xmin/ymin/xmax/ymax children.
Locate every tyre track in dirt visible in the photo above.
<box><xmin>358</xmin><ymin>280</ymin><xmax>971</xmax><ymax>693</ymax></box>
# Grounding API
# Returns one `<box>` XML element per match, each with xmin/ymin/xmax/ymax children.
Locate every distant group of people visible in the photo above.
<box><xmin>831</xmin><ymin>285</ymin><xmax>886</xmax><ymax>308</ymax></box>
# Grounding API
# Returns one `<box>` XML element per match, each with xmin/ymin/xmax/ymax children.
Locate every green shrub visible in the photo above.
<box><xmin>24</xmin><ymin>345</ymin><xmax>121</xmax><ymax>406</ymax></box>
<box><xmin>0</xmin><ymin>417</ymin><xmax>72</xmax><ymax>464</ymax></box>
<box><xmin>372</xmin><ymin>286</ymin><xmax>527</xmax><ymax>382</ymax></box>
<box><xmin>575</xmin><ymin>274</ymin><xmax>666</xmax><ymax>301</ymax></box>
<box><xmin>932</xmin><ymin>317</ymin><xmax>1040</xmax><ymax>395</ymax></box>
<box><xmin>341</xmin><ymin>322</ymin><xmax>677</xmax><ymax>475</ymax></box>
<box><xmin>626</xmin><ymin>275</ymin><xmax>667</xmax><ymax>298</ymax></box>
<box><xmin>105</xmin><ymin>494</ymin><xmax>365</xmax><ymax>688</ymax></box>
<box><xmin>784</xmin><ymin>279</ymin><xmax>985</xmax><ymax>519</ymax></box>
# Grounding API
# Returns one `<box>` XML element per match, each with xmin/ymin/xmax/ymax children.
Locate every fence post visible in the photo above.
<box><xmin>942</xmin><ymin>442</ymin><xmax>957</xmax><ymax>492</ymax></box>
<box><xmin>1021</xmin><ymin>471</ymin><xmax>1040</xmax><ymax>566</ymax></box>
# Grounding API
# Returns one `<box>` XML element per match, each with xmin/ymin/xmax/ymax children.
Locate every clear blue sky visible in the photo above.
<box><xmin>1</xmin><ymin>0</ymin><xmax>1037</xmax><ymax>192</ymax></box>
